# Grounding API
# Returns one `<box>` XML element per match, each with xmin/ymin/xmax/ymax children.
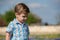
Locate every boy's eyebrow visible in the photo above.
<box><xmin>23</xmin><ymin>15</ymin><xmax>28</xmax><ymax>17</ymax></box>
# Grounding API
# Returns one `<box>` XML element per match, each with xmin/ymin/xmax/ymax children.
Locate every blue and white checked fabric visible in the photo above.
<box><xmin>6</xmin><ymin>18</ymin><xmax>29</xmax><ymax>40</ymax></box>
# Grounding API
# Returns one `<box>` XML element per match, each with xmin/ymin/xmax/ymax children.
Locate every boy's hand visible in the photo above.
<box><xmin>6</xmin><ymin>33</ymin><xmax>10</xmax><ymax>40</ymax></box>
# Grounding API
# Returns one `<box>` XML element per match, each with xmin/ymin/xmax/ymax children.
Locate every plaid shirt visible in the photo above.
<box><xmin>6</xmin><ymin>19</ymin><xmax>29</xmax><ymax>40</ymax></box>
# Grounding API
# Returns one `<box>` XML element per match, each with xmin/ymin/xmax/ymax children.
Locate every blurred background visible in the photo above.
<box><xmin>0</xmin><ymin>0</ymin><xmax>60</xmax><ymax>40</ymax></box>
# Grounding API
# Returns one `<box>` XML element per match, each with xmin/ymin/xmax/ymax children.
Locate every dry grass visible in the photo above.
<box><xmin>0</xmin><ymin>26</ymin><xmax>60</xmax><ymax>35</ymax></box>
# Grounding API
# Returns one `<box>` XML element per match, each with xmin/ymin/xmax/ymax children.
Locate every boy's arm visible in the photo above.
<box><xmin>6</xmin><ymin>32</ymin><xmax>10</xmax><ymax>40</ymax></box>
<box><xmin>6</xmin><ymin>22</ymin><xmax>14</xmax><ymax>40</ymax></box>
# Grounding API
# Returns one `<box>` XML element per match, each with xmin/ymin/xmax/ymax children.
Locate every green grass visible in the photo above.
<box><xmin>0</xmin><ymin>35</ymin><xmax>5</xmax><ymax>38</ymax></box>
<box><xmin>0</xmin><ymin>34</ymin><xmax>60</xmax><ymax>40</ymax></box>
<box><xmin>30</xmin><ymin>34</ymin><xmax>60</xmax><ymax>38</ymax></box>
<box><xmin>29</xmin><ymin>34</ymin><xmax>60</xmax><ymax>40</ymax></box>
<box><xmin>0</xmin><ymin>35</ymin><xmax>5</xmax><ymax>40</ymax></box>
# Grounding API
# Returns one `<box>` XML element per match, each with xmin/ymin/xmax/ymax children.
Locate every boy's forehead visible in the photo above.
<box><xmin>19</xmin><ymin>13</ymin><xmax>28</xmax><ymax>17</ymax></box>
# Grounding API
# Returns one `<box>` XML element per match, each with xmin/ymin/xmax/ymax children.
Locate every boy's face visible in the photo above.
<box><xmin>15</xmin><ymin>12</ymin><xmax>28</xmax><ymax>23</ymax></box>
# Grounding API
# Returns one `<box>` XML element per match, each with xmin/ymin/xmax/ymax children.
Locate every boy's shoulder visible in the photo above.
<box><xmin>8</xmin><ymin>19</ymin><xmax>15</xmax><ymax>26</ymax></box>
<box><xmin>7</xmin><ymin>19</ymin><xmax>16</xmax><ymax>28</ymax></box>
<box><xmin>9</xmin><ymin>19</ymin><xmax>28</xmax><ymax>26</ymax></box>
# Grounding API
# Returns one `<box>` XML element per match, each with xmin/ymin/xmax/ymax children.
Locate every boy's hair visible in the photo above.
<box><xmin>14</xmin><ymin>3</ymin><xmax>30</xmax><ymax>14</ymax></box>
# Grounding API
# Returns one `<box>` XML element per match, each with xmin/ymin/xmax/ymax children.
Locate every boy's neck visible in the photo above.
<box><xmin>16</xmin><ymin>18</ymin><xmax>24</xmax><ymax>24</ymax></box>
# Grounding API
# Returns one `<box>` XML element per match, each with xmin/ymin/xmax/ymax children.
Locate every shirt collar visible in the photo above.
<box><xmin>14</xmin><ymin>18</ymin><xmax>25</xmax><ymax>25</ymax></box>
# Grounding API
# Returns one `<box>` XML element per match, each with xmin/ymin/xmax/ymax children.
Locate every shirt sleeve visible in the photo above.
<box><xmin>6</xmin><ymin>22</ymin><xmax>14</xmax><ymax>34</ymax></box>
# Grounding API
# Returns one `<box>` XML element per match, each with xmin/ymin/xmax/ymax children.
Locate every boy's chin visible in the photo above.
<box><xmin>20</xmin><ymin>20</ymin><xmax>26</xmax><ymax>23</ymax></box>
<box><xmin>21</xmin><ymin>21</ymin><xmax>25</xmax><ymax>23</ymax></box>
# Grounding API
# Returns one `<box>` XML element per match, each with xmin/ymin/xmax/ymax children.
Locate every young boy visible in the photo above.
<box><xmin>6</xmin><ymin>3</ymin><xmax>30</xmax><ymax>40</ymax></box>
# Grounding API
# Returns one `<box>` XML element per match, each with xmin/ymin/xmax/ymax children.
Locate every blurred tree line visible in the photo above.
<box><xmin>0</xmin><ymin>10</ymin><xmax>41</xmax><ymax>26</ymax></box>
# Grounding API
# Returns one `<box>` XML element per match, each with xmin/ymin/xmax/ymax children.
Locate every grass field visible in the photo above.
<box><xmin>30</xmin><ymin>34</ymin><xmax>60</xmax><ymax>38</ymax></box>
<box><xmin>0</xmin><ymin>34</ymin><xmax>60</xmax><ymax>40</ymax></box>
<box><xmin>0</xmin><ymin>26</ymin><xmax>60</xmax><ymax>40</ymax></box>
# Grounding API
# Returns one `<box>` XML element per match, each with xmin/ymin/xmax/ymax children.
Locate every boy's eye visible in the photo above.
<box><xmin>23</xmin><ymin>16</ymin><xmax>25</xmax><ymax>17</ymax></box>
<box><xmin>23</xmin><ymin>16</ymin><xmax>27</xmax><ymax>18</ymax></box>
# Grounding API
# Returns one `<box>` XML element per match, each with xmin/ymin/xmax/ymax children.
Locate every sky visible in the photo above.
<box><xmin>0</xmin><ymin>0</ymin><xmax>60</xmax><ymax>24</ymax></box>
